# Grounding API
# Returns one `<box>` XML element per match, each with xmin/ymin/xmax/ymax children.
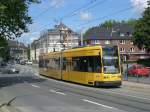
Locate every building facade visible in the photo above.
<box><xmin>30</xmin><ymin>23</ymin><xmax>79</xmax><ymax>62</ymax></box>
<box><xmin>8</xmin><ymin>40</ymin><xmax>28</xmax><ymax>61</ymax></box>
<box><xmin>84</xmin><ymin>23</ymin><xmax>150</xmax><ymax>61</ymax></box>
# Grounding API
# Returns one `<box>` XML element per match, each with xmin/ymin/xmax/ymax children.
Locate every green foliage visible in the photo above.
<box><xmin>99</xmin><ymin>20</ymin><xmax>117</xmax><ymax>28</ymax></box>
<box><xmin>137</xmin><ymin>58</ymin><xmax>150</xmax><ymax>67</ymax></box>
<box><xmin>0</xmin><ymin>0</ymin><xmax>39</xmax><ymax>40</ymax></box>
<box><xmin>126</xmin><ymin>19</ymin><xmax>137</xmax><ymax>26</ymax></box>
<box><xmin>0</xmin><ymin>37</ymin><xmax>10</xmax><ymax>59</ymax></box>
<box><xmin>132</xmin><ymin>0</ymin><xmax>150</xmax><ymax>52</ymax></box>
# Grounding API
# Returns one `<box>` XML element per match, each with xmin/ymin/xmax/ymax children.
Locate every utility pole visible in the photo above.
<box><xmin>80</xmin><ymin>27</ymin><xmax>88</xmax><ymax>46</ymax></box>
<box><xmin>46</xmin><ymin>31</ymin><xmax>49</xmax><ymax>53</ymax></box>
<box><xmin>81</xmin><ymin>31</ymin><xmax>83</xmax><ymax>46</ymax></box>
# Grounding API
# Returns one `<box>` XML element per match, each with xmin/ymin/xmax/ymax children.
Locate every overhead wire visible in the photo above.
<box><xmin>76</xmin><ymin>1</ymin><xmax>147</xmax><ymax>28</ymax></box>
<box><xmin>30</xmin><ymin>0</ymin><xmax>109</xmax><ymax>33</ymax></box>
<box><xmin>61</xmin><ymin>0</ymin><xmax>108</xmax><ymax>20</ymax></box>
<box><xmin>27</xmin><ymin>1</ymin><xmax>147</xmax><ymax>39</ymax></box>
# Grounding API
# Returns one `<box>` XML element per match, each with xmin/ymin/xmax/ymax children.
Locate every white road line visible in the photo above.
<box><xmin>55</xmin><ymin>91</ymin><xmax>66</xmax><ymax>95</ymax></box>
<box><xmin>49</xmin><ymin>89</ymin><xmax>56</xmax><ymax>93</ymax></box>
<box><xmin>30</xmin><ymin>67</ymin><xmax>150</xmax><ymax>101</ymax></box>
<box><xmin>31</xmin><ymin>84</ymin><xmax>40</xmax><ymax>88</ymax></box>
<box><xmin>82</xmin><ymin>99</ymin><xmax>116</xmax><ymax>109</ymax></box>
<box><xmin>49</xmin><ymin>89</ymin><xmax>66</xmax><ymax>95</ymax></box>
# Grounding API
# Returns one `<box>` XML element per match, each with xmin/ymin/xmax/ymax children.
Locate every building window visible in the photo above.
<box><xmin>141</xmin><ymin>48</ymin><xmax>145</xmax><ymax>52</ymax></box>
<box><xmin>130</xmin><ymin>48</ymin><xmax>134</xmax><ymax>52</ymax></box>
<box><xmin>91</xmin><ymin>40</ymin><xmax>95</xmax><ymax>44</ymax></box>
<box><xmin>95</xmin><ymin>40</ymin><xmax>100</xmax><ymax>44</ymax></box>
<box><xmin>130</xmin><ymin>41</ymin><xmax>133</xmax><ymax>44</ymax></box>
<box><xmin>120</xmin><ymin>40</ymin><xmax>125</xmax><ymax>44</ymax></box>
<box><xmin>120</xmin><ymin>48</ymin><xmax>125</xmax><ymax>52</ymax></box>
<box><xmin>105</xmin><ymin>40</ymin><xmax>110</xmax><ymax>44</ymax></box>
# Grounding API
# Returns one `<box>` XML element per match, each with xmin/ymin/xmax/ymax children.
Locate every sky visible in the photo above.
<box><xmin>18</xmin><ymin>0</ymin><xmax>148</xmax><ymax>44</ymax></box>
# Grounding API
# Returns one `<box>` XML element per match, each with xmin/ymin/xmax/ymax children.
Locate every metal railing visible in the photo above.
<box><xmin>123</xmin><ymin>64</ymin><xmax>150</xmax><ymax>84</ymax></box>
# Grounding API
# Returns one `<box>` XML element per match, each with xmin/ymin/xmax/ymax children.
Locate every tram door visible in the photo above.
<box><xmin>62</xmin><ymin>57</ymin><xmax>71</xmax><ymax>81</ymax></box>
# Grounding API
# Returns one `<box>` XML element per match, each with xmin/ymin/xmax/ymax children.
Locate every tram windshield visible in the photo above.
<box><xmin>102</xmin><ymin>46</ymin><xmax>120</xmax><ymax>74</ymax></box>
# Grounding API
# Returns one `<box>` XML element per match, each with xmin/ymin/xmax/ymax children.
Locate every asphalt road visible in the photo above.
<box><xmin>0</xmin><ymin>64</ymin><xmax>150</xmax><ymax>112</ymax></box>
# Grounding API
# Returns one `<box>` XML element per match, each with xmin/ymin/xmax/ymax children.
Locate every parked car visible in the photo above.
<box><xmin>20</xmin><ymin>60</ymin><xmax>26</xmax><ymax>65</ymax></box>
<box><xmin>2</xmin><ymin>65</ymin><xmax>19</xmax><ymax>74</ymax></box>
<box><xmin>127</xmin><ymin>64</ymin><xmax>150</xmax><ymax>77</ymax></box>
<box><xmin>26</xmin><ymin>60</ymin><xmax>33</xmax><ymax>65</ymax></box>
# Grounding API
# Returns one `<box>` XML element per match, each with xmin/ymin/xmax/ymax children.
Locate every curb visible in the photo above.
<box><xmin>0</xmin><ymin>106</ymin><xmax>10</xmax><ymax>112</ymax></box>
<box><xmin>123</xmin><ymin>81</ymin><xmax>150</xmax><ymax>89</ymax></box>
<box><xmin>0</xmin><ymin>106</ymin><xmax>19</xmax><ymax>112</ymax></box>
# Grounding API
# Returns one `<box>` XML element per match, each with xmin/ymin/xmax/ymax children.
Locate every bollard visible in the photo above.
<box><xmin>136</xmin><ymin>74</ymin><xmax>139</xmax><ymax>83</ymax></box>
<box><xmin>125</xmin><ymin>71</ymin><xmax>128</xmax><ymax>81</ymax></box>
<box><xmin>149</xmin><ymin>72</ymin><xmax>150</xmax><ymax>83</ymax></box>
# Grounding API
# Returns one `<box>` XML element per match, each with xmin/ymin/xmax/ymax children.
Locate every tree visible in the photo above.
<box><xmin>0</xmin><ymin>0</ymin><xmax>39</xmax><ymax>40</ymax></box>
<box><xmin>0</xmin><ymin>37</ymin><xmax>9</xmax><ymax>59</ymax></box>
<box><xmin>132</xmin><ymin>0</ymin><xmax>150</xmax><ymax>52</ymax></box>
<box><xmin>99</xmin><ymin>20</ymin><xmax>117</xmax><ymax>28</ymax></box>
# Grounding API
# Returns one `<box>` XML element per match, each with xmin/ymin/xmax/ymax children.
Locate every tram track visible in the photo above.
<box><xmin>33</xmin><ymin>76</ymin><xmax>150</xmax><ymax>112</ymax></box>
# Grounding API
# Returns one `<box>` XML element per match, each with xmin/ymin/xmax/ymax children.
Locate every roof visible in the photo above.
<box><xmin>41</xmin><ymin>23</ymin><xmax>79</xmax><ymax>36</ymax></box>
<box><xmin>84</xmin><ymin>23</ymin><xmax>134</xmax><ymax>40</ymax></box>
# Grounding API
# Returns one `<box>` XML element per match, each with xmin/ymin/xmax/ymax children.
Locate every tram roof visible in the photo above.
<box><xmin>39</xmin><ymin>45</ymin><xmax>118</xmax><ymax>58</ymax></box>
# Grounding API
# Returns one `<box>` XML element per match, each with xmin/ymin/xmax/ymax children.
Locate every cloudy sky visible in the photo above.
<box><xmin>18</xmin><ymin>0</ymin><xmax>148</xmax><ymax>44</ymax></box>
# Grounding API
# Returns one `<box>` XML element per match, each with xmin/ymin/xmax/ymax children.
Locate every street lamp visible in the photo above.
<box><xmin>58</xmin><ymin>27</ymin><xmax>71</xmax><ymax>79</ymax></box>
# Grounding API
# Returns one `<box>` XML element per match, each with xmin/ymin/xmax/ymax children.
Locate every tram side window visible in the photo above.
<box><xmin>51</xmin><ymin>58</ymin><xmax>56</xmax><ymax>69</ymax></box>
<box><xmin>62</xmin><ymin>57</ymin><xmax>67</xmax><ymax>70</ymax></box>
<box><xmin>55</xmin><ymin>58</ymin><xmax>60</xmax><ymax>70</ymax></box>
<box><xmin>39</xmin><ymin>59</ymin><xmax>43</xmax><ymax>68</ymax></box>
<box><xmin>72</xmin><ymin>57</ymin><xmax>88</xmax><ymax>72</ymax></box>
<box><xmin>48</xmin><ymin>58</ymin><xmax>59</xmax><ymax>70</ymax></box>
<box><xmin>45</xmin><ymin>59</ymin><xmax>49</xmax><ymax>68</ymax></box>
<box><xmin>72</xmin><ymin>56</ymin><xmax>101</xmax><ymax>73</ymax></box>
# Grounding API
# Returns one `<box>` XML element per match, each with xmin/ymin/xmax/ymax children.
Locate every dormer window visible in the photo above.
<box><xmin>120</xmin><ymin>33</ymin><xmax>125</xmax><ymax>37</ymax></box>
<box><xmin>126</xmin><ymin>32</ymin><xmax>130</xmax><ymax>36</ymax></box>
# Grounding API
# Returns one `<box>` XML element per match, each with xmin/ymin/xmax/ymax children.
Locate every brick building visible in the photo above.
<box><xmin>84</xmin><ymin>23</ymin><xmax>150</xmax><ymax>61</ymax></box>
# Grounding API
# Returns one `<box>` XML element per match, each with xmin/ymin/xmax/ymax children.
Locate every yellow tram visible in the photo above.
<box><xmin>39</xmin><ymin>45</ymin><xmax>122</xmax><ymax>87</ymax></box>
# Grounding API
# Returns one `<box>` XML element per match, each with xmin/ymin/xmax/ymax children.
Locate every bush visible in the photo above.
<box><xmin>137</xmin><ymin>58</ymin><xmax>150</xmax><ymax>67</ymax></box>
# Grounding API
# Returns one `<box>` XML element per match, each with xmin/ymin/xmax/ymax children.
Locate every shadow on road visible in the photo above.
<box><xmin>0</xmin><ymin>75</ymin><xmax>46</xmax><ymax>88</ymax></box>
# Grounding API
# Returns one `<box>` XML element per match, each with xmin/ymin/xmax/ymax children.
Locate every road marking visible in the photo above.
<box><xmin>82</xmin><ymin>99</ymin><xmax>116</xmax><ymax>109</ymax></box>
<box><xmin>99</xmin><ymin>90</ymin><xmax>150</xmax><ymax>101</ymax></box>
<box><xmin>31</xmin><ymin>84</ymin><xmax>40</xmax><ymax>88</ymax></box>
<box><xmin>29</xmin><ymin>66</ymin><xmax>150</xmax><ymax>101</ymax></box>
<box><xmin>55</xmin><ymin>91</ymin><xmax>66</xmax><ymax>95</ymax></box>
<box><xmin>49</xmin><ymin>89</ymin><xmax>66</xmax><ymax>95</ymax></box>
<box><xmin>49</xmin><ymin>89</ymin><xmax>57</xmax><ymax>93</ymax></box>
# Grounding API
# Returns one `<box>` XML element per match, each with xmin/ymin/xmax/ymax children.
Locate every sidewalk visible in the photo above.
<box><xmin>123</xmin><ymin>81</ymin><xmax>150</xmax><ymax>89</ymax></box>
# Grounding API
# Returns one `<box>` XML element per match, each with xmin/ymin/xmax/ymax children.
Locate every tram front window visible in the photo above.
<box><xmin>103</xmin><ymin>56</ymin><xmax>119</xmax><ymax>74</ymax></box>
<box><xmin>103</xmin><ymin>46</ymin><xmax>120</xmax><ymax>74</ymax></box>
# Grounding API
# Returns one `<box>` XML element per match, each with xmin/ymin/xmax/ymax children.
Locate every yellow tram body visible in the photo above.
<box><xmin>39</xmin><ymin>45</ymin><xmax>122</xmax><ymax>87</ymax></box>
